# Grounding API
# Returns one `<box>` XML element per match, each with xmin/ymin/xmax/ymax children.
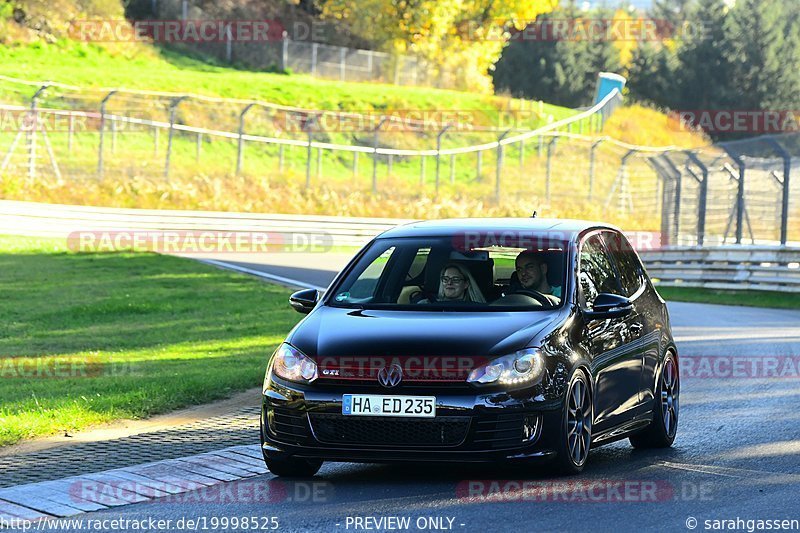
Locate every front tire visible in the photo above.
<box><xmin>264</xmin><ymin>455</ymin><xmax>323</xmax><ymax>477</ymax></box>
<box><xmin>554</xmin><ymin>370</ymin><xmax>593</xmax><ymax>475</ymax></box>
<box><xmin>630</xmin><ymin>351</ymin><xmax>679</xmax><ymax>448</ymax></box>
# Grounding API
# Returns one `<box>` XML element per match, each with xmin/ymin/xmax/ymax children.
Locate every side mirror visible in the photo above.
<box><xmin>289</xmin><ymin>289</ymin><xmax>319</xmax><ymax>314</ymax></box>
<box><xmin>585</xmin><ymin>293</ymin><xmax>633</xmax><ymax>320</ymax></box>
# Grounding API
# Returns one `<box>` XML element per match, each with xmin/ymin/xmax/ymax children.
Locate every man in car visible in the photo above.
<box><xmin>514</xmin><ymin>250</ymin><xmax>562</xmax><ymax>298</ymax></box>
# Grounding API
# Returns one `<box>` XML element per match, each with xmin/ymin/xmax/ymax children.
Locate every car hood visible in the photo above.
<box><xmin>287</xmin><ymin>306</ymin><xmax>560</xmax><ymax>359</ymax></box>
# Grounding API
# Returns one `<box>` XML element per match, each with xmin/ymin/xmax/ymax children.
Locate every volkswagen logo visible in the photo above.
<box><xmin>377</xmin><ymin>364</ymin><xmax>403</xmax><ymax>388</ymax></box>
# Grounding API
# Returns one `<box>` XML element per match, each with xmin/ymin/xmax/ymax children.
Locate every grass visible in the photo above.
<box><xmin>656</xmin><ymin>286</ymin><xmax>800</xmax><ymax>310</ymax></box>
<box><xmin>0</xmin><ymin>41</ymin><xmax>574</xmax><ymax>122</ymax></box>
<box><xmin>0</xmin><ymin>234</ymin><xmax>300</xmax><ymax>446</ymax></box>
<box><xmin>0</xmin><ymin>41</ymin><xmax>717</xmax><ymax>231</ymax></box>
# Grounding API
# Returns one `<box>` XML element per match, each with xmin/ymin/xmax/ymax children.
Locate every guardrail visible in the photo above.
<box><xmin>641</xmin><ymin>246</ymin><xmax>800</xmax><ymax>293</ymax></box>
<box><xmin>0</xmin><ymin>200</ymin><xmax>407</xmax><ymax>247</ymax></box>
<box><xmin>3</xmin><ymin>200</ymin><xmax>799</xmax><ymax>292</ymax></box>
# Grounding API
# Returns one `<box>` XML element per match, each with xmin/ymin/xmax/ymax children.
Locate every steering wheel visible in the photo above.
<box><xmin>507</xmin><ymin>288</ymin><xmax>554</xmax><ymax>307</ymax></box>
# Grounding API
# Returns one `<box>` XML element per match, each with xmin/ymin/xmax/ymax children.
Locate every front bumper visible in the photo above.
<box><xmin>260</xmin><ymin>376</ymin><xmax>563</xmax><ymax>463</ymax></box>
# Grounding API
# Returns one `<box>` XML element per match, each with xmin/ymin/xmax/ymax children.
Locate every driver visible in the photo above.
<box><xmin>513</xmin><ymin>250</ymin><xmax>562</xmax><ymax>298</ymax></box>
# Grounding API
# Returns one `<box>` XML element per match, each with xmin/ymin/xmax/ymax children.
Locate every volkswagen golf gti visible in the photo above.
<box><xmin>260</xmin><ymin>218</ymin><xmax>679</xmax><ymax>476</ymax></box>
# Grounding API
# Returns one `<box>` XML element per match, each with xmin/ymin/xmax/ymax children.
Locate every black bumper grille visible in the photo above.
<box><xmin>308</xmin><ymin>414</ymin><xmax>471</xmax><ymax>447</ymax></box>
<box><xmin>472</xmin><ymin>413</ymin><xmax>526</xmax><ymax>449</ymax></box>
<box><xmin>268</xmin><ymin>406</ymin><xmax>311</xmax><ymax>444</ymax></box>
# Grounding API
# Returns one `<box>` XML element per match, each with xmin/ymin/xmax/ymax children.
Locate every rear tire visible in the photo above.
<box><xmin>630</xmin><ymin>351</ymin><xmax>679</xmax><ymax>449</ymax></box>
<box><xmin>553</xmin><ymin>370</ymin><xmax>593</xmax><ymax>475</ymax></box>
<box><xmin>264</xmin><ymin>455</ymin><xmax>323</xmax><ymax>477</ymax></box>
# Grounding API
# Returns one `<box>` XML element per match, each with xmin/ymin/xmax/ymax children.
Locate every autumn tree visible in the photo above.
<box><xmin>313</xmin><ymin>0</ymin><xmax>557</xmax><ymax>92</ymax></box>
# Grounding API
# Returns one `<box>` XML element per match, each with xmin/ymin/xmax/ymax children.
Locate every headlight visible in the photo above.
<box><xmin>269</xmin><ymin>343</ymin><xmax>318</xmax><ymax>384</ymax></box>
<box><xmin>467</xmin><ymin>348</ymin><xmax>544</xmax><ymax>388</ymax></box>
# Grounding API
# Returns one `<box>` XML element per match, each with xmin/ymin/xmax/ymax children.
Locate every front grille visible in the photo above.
<box><xmin>268</xmin><ymin>406</ymin><xmax>311</xmax><ymax>444</ymax></box>
<box><xmin>316</xmin><ymin>357</ymin><xmax>482</xmax><ymax>384</ymax></box>
<box><xmin>308</xmin><ymin>414</ymin><xmax>471</xmax><ymax>447</ymax></box>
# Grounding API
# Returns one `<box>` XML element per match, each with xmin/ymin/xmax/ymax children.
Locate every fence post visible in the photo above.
<box><xmin>281</xmin><ymin>32</ymin><xmax>289</xmax><ymax>71</ymax></box>
<box><xmin>164</xmin><ymin>96</ymin><xmax>187</xmax><ymax>179</ymax></box>
<box><xmin>686</xmin><ymin>151</ymin><xmax>709</xmax><ymax>247</ymax></box>
<box><xmin>449</xmin><ymin>154</ymin><xmax>455</xmax><ymax>184</ymax></box>
<box><xmin>27</xmin><ymin>85</ymin><xmax>48</xmax><ymax>179</ymax></box>
<box><xmin>97</xmin><ymin>89</ymin><xmax>116</xmax><ymax>179</ymax></box>
<box><xmin>476</xmin><ymin>150</ymin><xmax>482</xmax><ymax>180</ymax></box>
<box><xmin>317</xmin><ymin>147</ymin><xmax>322</xmax><ymax>179</ymax></box>
<box><xmin>340</xmin><ymin>47</ymin><xmax>346</xmax><ymax>82</ymax></box>
<box><xmin>766</xmin><ymin>138</ymin><xmax>792</xmax><ymax>246</ymax></box>
<box><xmin>495</xmin><ymin>130</ymin><xmax>512</xmax><ymax>202</ymax></box>
<box><xmin>420</xmin><ymin>155</ymin><xmax>426</xmax><ymax>185</ymax></box>
<box><xmin>67</xmin><ymin>113</ymin><xmax>74</xmax><ymax>153</ymax></box>
<box><xmin>226</xmin><ymin>25</ymin><xmax>233</xmax><ymax>63</ymax></box>
<box><xmin>304</xmin><ymin>116</ymin><xmax>316</xmax><ymax>188</ymax></box>
<box><xmin>649</xmin><ymin>156</ymin><xmax>675</xmax><ymax>246</ymax></box>
<box><xmin>195</xmin><ymin>133</ymin><xmax>202</xmax><ymax>162</ymax></box>
<box><xmin>545</xmin><ymin>137</ymin><xmax>556</xmax><ymax>201</ymax></box>
<box><xmin>660</xmin><ymin>155</ymin><xmax>683</xmax><ymax>244</ymax></box>
<box><xmin>352</xmin><ymin>151</ymin><xmax>358</xmax><ymax>177</ymax></box>
<box><xmin>518</xmin><ymin>139</ymin><xmax>525</xmax><ymax>168</ymax></box>
<box><xmin>236</xmin><ymin>103</ymin><xmax>256</xmax><ymax>175</ymax></box>
<box><xmin>388</xmin><ymin>154</ymin><xmax>393</xmax><ymax>177</ymax></box>
<box><xmin>721</xmin><ymin>145</ymin><xmax>745</xmax><ymax>244</ymax></box>
<box><xmin>372</xmin><ymin>117</ymin><xmax>389</xmax><ymax>194</ymax></box>
<box><xmin>588</xmin><ymin>138</ymin><xmax>604</xmax><ymax>200</ymax></box>
<box><xmin>435</xmin><ymin>124</ymin><xmax>452</xmax><ymax>193</ymax></box>
<box><xmin>311</xmin><ymin>43</ymin><xmax>318</xmax><ymax>76</ymax></box>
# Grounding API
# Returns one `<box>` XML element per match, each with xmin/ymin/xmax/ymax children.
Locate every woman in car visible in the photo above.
<box><xmin>419</xmin><ymin>263</ymin><xmax>486</xmax><ymax>303</ymax></box>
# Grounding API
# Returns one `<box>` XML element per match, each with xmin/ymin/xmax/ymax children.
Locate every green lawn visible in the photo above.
<box><xmin>0</xmin><ymin>234</ymin><xmax>299</xmax><ymax>446</ymax></box>
<box><xmin>0</xmin><ymin>41</ymin><xmax>574</xmax><ymax>123</ymax></box>
<box><xmin>656</xmin><ymin>286</ymin><xmax>800</xmax><ymax>310</ymax></box>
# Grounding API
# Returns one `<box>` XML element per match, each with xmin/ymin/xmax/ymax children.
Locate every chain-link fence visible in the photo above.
<box><xmin>5</xmin><ymin>74</ymin><xmax>797</xmax><ymax>246</ymax></box>
<box><xmin>0</xmin><ymin>76</ymin><xmax>622</xmax><ymax>199</ymax></box>
<box><xmin>652</xmin><ymin>134</ymin><xmax>800</xmax><ymax>247</ymax></box>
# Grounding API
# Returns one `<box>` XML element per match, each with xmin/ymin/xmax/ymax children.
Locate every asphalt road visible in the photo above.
<box><xmin>28</xmin><ymin>252</ymin><xmax>800</xmax><ymax>533</ymax></box>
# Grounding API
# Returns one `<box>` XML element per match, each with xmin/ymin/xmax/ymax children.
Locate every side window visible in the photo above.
<box><xmin>578</xmin><ymin>235</ymin><xmax>622</xmax><ymax>308</ymax></box>
<box><xmin>604</xmin><ymin>231</ymin><xmax>644</xmax><ymax>297</ymax></box>
<box><xmin>346</xmin><ymin>246</ymin><xmax>395</xmax><ymax>299</ymax></box>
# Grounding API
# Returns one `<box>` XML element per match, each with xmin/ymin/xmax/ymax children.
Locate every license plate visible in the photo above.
<box><xmin>342</xmin><ymin>394</ymin><xmax>436</xmax><ymax>418</ymax></box>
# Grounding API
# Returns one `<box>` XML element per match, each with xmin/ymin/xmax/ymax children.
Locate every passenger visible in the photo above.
<box><xmin>419</xmin><ymin>263</ymin><xmax>486</xmax><ymax>303</ymax></box>
<box><xmin>513</xmin><ymin>251</ymin><xmax>562</xmax><ymax>298</ymax></box>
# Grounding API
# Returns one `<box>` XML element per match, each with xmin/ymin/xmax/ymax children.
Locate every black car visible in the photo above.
<box><xmin>260</xmin><ymin>218</ymin><xmax>679</xmax><ymax>476</ymax></box>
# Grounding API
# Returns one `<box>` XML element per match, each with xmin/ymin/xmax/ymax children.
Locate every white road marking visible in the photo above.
<box><xmin>197</xmin><ymin>258</ymin><xmax>326</xmax><ymax>291</ymax></box>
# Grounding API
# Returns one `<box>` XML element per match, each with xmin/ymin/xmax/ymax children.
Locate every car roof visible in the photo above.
<box><xmin>376</xmin><ymin>218</ymin><xmax>620</xmax><ymax>240</ymax></box>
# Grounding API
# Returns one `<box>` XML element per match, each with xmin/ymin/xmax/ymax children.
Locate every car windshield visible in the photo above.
<box><xmin>328</xmin><ymin>236</ymin><xmax>568</xmax><ymax>311</ymax></box>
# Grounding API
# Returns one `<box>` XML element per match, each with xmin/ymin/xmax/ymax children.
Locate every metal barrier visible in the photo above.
<box><xmin>640</xmin><ymin>246</ymin><xmax>800</xmax><ymax>292</ymax></box>
<box><xmin>4</xmin><ymin>199</ymin><xmax>799</xmax><ymax>292</ymax></box>
<box><xmin>0</xmin><ymin>200</ymin><xmax>405</xmax><ymax>247</ymax></box>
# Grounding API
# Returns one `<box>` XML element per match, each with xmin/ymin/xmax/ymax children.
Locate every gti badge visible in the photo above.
<box><xmin>377</xmin><ymin>364</ymin><xmax>403</xmax><ymax>388</ymax></box>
